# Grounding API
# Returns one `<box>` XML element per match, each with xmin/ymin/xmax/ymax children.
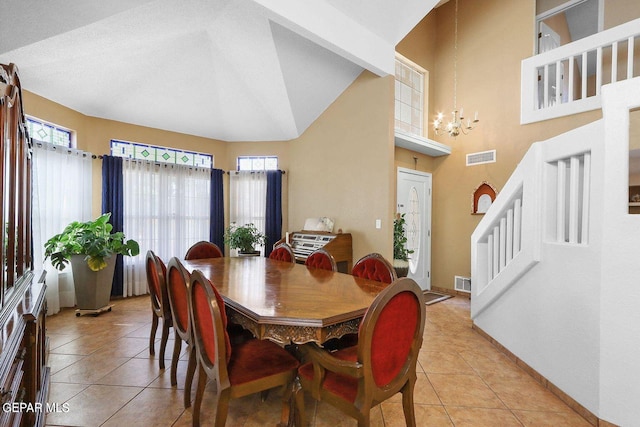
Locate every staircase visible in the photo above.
<box><xmin>471</xmin><ymin>76</ymin><xmax>640</xmax><ymax>425</ymax></box>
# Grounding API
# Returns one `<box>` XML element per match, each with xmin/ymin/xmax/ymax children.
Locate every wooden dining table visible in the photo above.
<box><xmin>181</xmin><ymin>256</ymin><xmax>388</xmax><ymax>346</ymax></box>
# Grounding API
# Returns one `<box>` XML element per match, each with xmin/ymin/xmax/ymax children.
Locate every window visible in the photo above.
<box><xmin>26</xmin><ymin>116</ymin><xmax>73</xmax><ymax>147</ymax></box>
<box><xmin>237</xmin><ymin>156</ymin><xmax>278</xmax><ymax>171</ymax></box>
<box><xmin>110</xmin><ymin>139</ymin><xmax>213</xmax><ymax>168</ymax></box>
<box><xmin>394</xmin><ymin>53</ymin><xmax>427</xmax><ymax>137</ymax></box>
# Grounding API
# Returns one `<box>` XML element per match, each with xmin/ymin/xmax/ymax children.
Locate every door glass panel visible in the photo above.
<box><xmin>407</xmin><ymin>187</ymin><xmax>421</xmax><ymax>274</ymax></box>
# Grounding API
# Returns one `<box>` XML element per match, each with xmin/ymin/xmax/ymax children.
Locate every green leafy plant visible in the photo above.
<box><xmin>44</xmin><ymin>213</ymin><xmax>140</xmax><ymax>272</ymax></box>
<box><xmin>223</xmin><ymin>223</ymin><xmax>265</xmax><ymax>253</ymax></box>
<box><xmin>393</xmin><ymin>213</ymin><xmax>414</xmax><ymax>261</ymax></box>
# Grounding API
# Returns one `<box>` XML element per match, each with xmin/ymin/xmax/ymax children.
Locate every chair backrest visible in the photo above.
<box><xmin>358</xmin><ymin>278</ymin><xmax>425</xmax><ymax>394</ymax></box>
<box><xmin>185</xmin><ymin>241</ymin><xmax>223</xmax><ymax>260</ymax></box>
<box><xmin>351</xmin><ymin>253</ymin><xmax>397</xmax><ymax>284</ymax></box>
<box><xmin>146</xmin><ymin>250</ymin><xmax>170</xmax><ymax>319</ymax></box>
<box><xmin>305</xmin><ymin>248</ymin><xmax>337</xmax><ymax>271</ymax></box>
<box><xmin>188</xmin><ymin>269</ymin><xmax>232</xmax><ymax>384</ymax></box>
<box><xmin>269</xmin><ymin>243</ymin><xmax>295</xmax><ymax>263</ymax></box>
<box><xmin>166</xmin><ymin>257</ymin><xmax>192</xmax><ymax>340</ymax></box>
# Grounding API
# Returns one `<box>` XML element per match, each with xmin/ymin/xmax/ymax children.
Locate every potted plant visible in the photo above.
<box><xmin>44</xmin><ymin>213</ymin><xmax>140</xmax><ymax>312</ymax></box>
<box><xmin>223</xmin><ymin>223</ymin><xmax>265</xmax><ymax>256</ymax></box>
<box><xmin>393</xmin><ymin>213</ymin><xmax>414</xmax><ymax>278</ymax></box>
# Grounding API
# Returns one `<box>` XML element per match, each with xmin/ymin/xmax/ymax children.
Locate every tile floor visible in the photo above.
<box><xmin>44</xmin><ymin>295</ymin><xmax>591</xmax><ymax>427</ymax></box>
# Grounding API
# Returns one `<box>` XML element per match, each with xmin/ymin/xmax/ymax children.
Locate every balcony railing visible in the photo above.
<box><xmin>521</xmin><ymin>18</ymin><xmax>640</xmax><ymax>124</ymax></box>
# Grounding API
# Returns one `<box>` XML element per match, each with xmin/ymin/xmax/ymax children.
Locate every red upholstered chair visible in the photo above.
<box><xmin>185</xmin><ymin>241</ymin><xmax>223</xmax><ymax>260</ymax></box>
<box><xmin>351</xmin><ymin>253</ymin><xmax>397</xmax><ymax>284</ymax></box>
<box><xmin>331</xmin><ymin>253</ymin><xmax>397</xmax><ymax>350</ymax></box>
<box><xmin>269</xmin><ymin>242</ymin><xmax>295</xmax><ymax>263</ymax></box>
<box><xmin>305</xmin><ymin>248</ymin><xmax>338</xmax><ymax>272</ymax></box>
<box><xmin>295</xmin><ymin>278</ymin><xmax>426</xmax><ymax>427</ymax></box>
<box><xmin>166</xmin><ymin>257</ymin><xmax>196</xmax><ymax>408</ymax></box>
<box><xmin>188</xmin><ymin>269</ymin><xmax>300</xmax><ymax>426</ymax></box>
<box><xmin>146</xmin><ymin>250</ymin><xmax>172</xmax><ymax>370</ymax></box>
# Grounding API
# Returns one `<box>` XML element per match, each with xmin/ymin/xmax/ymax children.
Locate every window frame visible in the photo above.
<box><xmin>394</xmin><ymin>52</ymin><xmax>428</xmax><ymax>138</ymax></box>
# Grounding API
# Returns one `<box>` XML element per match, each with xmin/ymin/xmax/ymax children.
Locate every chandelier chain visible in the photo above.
<box><xmin>433</xmin><ymin>0</ymin><xmax>479</xmax><ymax>138</ymax></box>
<box><xmin>453</xmin><ymin>0</ymin><xmax>458</xmax><ymax>110</ymax></box>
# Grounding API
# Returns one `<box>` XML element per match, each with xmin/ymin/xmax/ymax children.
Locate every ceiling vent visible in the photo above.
<box><xmin>466</xmin><ymin>149</ymin><xmax>496</xmax><ymax>166</ymax></box>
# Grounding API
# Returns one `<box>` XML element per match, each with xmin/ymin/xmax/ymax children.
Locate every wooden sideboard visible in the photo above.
<box><xmin>1</xmin><ymin>63</ymin><xmax>50</xmax><ymax>426</ymax></box>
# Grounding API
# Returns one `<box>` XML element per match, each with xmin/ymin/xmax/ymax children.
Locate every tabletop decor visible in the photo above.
<box><xmin>224</xmin><ymin>222</ymin><xmax>265</xmax><ymax>255</ymax></box>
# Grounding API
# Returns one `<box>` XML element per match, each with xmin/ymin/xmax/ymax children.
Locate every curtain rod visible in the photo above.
<box><xmin>227</xmin><ymin>170</ymin><xmax>286</xmax><ymax>175</ymax></box>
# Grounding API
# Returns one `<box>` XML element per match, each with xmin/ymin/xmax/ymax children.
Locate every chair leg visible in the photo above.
<box><xmin>192</xmin><ymin>364</ymin><xmax>207</xmax><ymax>427</ymax></box>
<box><xmin>184</xmin><ymin>345</ymin><xmax>196</xmax><ymax>408</ymax></box>
<box><xmin>171</xmin><ymin>331</ymin><xmax>182</xmax><ymax>387</ymax></box>
<box><xmin>159</xmin><ymin>319</ymin><xmax>170</xmax><ymax>370</ymax></box>
<box><xmin>401</xmin><ymin>379</ymin><xmax>417</xmax><ymax>427</ymax></box>
<box><xmin>214</xmin><ymin>388</ymin><xmax>231</xmax><ymax>427</ymax></box>
<box><xmin>149</xmin><ymin>312</ymin><xmax>158</xmax><ymax>355</ymax></box>
<box><xmin>278</xmin><ymin>382</ymin><xmax>293</xmax><ymax>427</ymax></box>
<box><xmin>293</xmin><ymin>378</ymin><xmax>307</xmax><ymax>427</ymax></box>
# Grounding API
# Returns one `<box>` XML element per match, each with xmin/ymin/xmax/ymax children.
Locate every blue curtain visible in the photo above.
<box><xmin>264</xmin><ymin>170</ymin><xmax>283</xmax><ymax>258</ymax></box>
<box><xmin>210</xmin><ymin>168</ymin><xmax>225</xmax><ymax>254</ymax></box>
<box><xmin>101</xmin><ymin>155</ymin><xmax>124</xmax><ymax>297</ymax></box>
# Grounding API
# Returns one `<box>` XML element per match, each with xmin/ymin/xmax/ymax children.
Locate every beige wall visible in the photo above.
<box><xmin>396</xmin><ymin>0</ymin><xmax>602</xmax><ymax>289</ymax></box>
<box><xmin>289</xmin><ymin>72</ymin><xmax>396</xmax><ymax>262</ymax></box>
<box><xmin>22</xmin><ymin>71</ymin><xmax>395</xmax><ymax>264</ymax></box>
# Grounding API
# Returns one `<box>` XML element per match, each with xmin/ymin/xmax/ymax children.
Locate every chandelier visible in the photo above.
<box><xmin>433</xmin><ymin>0</ymin><xmax>479</xmax><ymax>138</ymax></box>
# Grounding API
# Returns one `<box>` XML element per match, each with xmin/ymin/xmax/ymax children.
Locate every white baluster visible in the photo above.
<box><xmin>557</xmin><ymin>159</ymin><xmax>567</xmax><ymax>243</ymax></box>
<box><xmin>487</xmin><ymin>234</ymin><xmax>494</xmax><ymax>280</ymax></box>
<box><xmin>582</xmin><ymin>52</ymin><xmax>588</xmax><ymax>100</ymax></box>
<box><xmin>506</xmin><ymin>208</ymin><xmax>514</xmax><ymax>263</ymax></box>
<box><xmin>581</xmin><ymin>153</ymin><xmax>591</xmax><ymax>244</ymax></box>
<box><xmin>514</xmin><ymin>198</ymin><xmax>522</xmax><ymax>254</ymax></box>
<box><xmin>628</xmin><ymin>36</ymin><xmax>634</xmax><ymax>79</ymax></box>
<box><xmin>499</xmin><ymin>218</ymin><xmax>507</xmax><ymax>270</ymax></box>
<box><xmin>568</xmin><ymin>55</ymin><xmax>575</xmax><ymax>102</ymax></box>
<box><xmin>493</xmin><ymin>226</ymin><xmax>500</xmax><ymax>276</ymax></box>
<box><xmin>596</xmin><ymin>47</ymin><xmax>603</xmax><ymax>96</ymax></box>
<box><xmin>612</xmin><ymin>41</ymin><xmax>618</xmax><ymax>83</ymax></box>
<box><xmin>569</xmin><ymin>156</ymin><xmax>580</xmax><ymax>244</ymax></box>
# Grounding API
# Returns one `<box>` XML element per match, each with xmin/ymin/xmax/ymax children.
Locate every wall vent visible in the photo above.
<box><xmin>466</xmin><ymin>150</ymin><xmax>496</xmax><ymax>166</ymax></box>
<box><xmin>454</xmin><ymin>275</ymin><xmax>471</xmax><ymax>293</ymax></box>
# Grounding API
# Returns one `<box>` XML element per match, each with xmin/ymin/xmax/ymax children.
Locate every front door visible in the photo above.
<box><xmin>396</xmin><ymin>167</ymin><xmax>432</xmax><ymax>290</ymax></box>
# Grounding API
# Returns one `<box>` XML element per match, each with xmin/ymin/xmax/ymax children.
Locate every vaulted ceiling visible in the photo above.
<box><xmin>0</xmin><ymin>0</ymin><xmax>440</xmax><ymax>141</ymax></box>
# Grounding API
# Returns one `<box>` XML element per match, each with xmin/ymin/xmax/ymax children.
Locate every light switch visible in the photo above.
<box><xmin>375</xmin><ymin>219</ymin><xmax>381</xmax><ymax>229</ymax></box>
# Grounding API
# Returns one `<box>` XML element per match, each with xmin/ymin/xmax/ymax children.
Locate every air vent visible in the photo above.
<box><xmin>466</xmin><ymin>150</ymin><xmax>496</xmax><ymax>166</ymax></box>
<box><xmin>454</xmin><ymin>276</ymin><xmax>471</xmax><ymax>293</ymax></box>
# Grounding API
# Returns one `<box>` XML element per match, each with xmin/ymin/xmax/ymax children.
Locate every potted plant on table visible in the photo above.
<box><xmin>393</xmin><ymin>213</ymin><xmax>414</xmax><ymax>278</ymax></box>
<box><xmin>223</xmin><ymin>223</ymin><xmax>265</xmax><ymax>256</ymax></box>
<box><xmin>44</xmin><ymin>213</ymin><xmax>140</xmax><ymax>312</ymax></box>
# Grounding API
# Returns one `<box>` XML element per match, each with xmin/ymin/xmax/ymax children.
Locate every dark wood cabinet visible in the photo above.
<box><xmin>0</xmin><ymin>63</ymin><xmax>49</xmax><ymax>427</ymax></box>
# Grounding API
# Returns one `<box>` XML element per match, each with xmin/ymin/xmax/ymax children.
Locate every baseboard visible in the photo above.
<box><xmin>472</xmin><ymin>324</ymin><xmax>618</xmax><ymax>427</ymax></box>
<box><xmin>430</xmin><ymin>285</ymin><xmax>470</xmax><ymax>299</ymax></box>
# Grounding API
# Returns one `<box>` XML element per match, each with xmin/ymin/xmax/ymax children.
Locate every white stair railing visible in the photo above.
<box><xmin>471</xmin><ymin>126</ymin><xmax>595</xmax><ymax>317</ymax></box>
<box><xmin>521</xmin><ymin>17</ymin><xmax>640</xmax><ymax>124</ymax></box>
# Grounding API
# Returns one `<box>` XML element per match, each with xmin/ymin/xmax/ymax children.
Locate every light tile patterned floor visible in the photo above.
<box><xmin>44</xmin><ymin>295</ymin><xmax>590</xmax><ymax>426</ymax></box>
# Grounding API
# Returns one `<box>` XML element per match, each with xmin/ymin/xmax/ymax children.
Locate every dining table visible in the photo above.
<box><xmin>181</xmin><ymin>256</ymin><xmax>388</xmax><ymax>346</ymax></box>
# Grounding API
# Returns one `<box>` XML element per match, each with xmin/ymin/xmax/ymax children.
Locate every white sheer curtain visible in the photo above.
<box><xmin>229</xmin><ymin>171</ymin><xmax>267</xmax><ymax>255</ymax></box>
<box><xmin>122</xmin><ymin>159</ymin><xmax>211</xmax><ymax>297</ymax></box>
<box><xmin>32</xmin><ymin>142</ymin><xmax>92</xmax><ymax>314</ymax></box>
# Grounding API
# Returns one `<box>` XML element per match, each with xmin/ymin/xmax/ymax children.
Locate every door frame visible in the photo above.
<box><xmin>396</xmin><ymin>167</ymin><xmax>432</xmax><ymax>290</ymax></box>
